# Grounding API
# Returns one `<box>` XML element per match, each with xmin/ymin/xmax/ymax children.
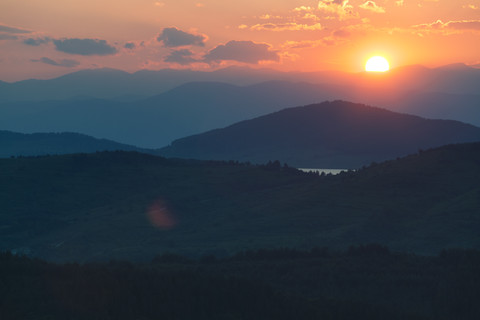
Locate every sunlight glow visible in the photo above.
<box><xmin>365</xmin><ymin>56</ymin><xmax>390</xmax><ymax>72</ymax></box>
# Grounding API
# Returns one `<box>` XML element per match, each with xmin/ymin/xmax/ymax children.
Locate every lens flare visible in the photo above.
<box><xmin>146</xmin><ymin>200</ymin><xmax>176</xmax><ymax>230</ymax></box>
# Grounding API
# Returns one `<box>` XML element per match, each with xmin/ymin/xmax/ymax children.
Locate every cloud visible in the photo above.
<box><xmin>157</xmin><ymin>27</ymin><xmax>206</xmax><ymax>47</ymax></box>
<box><xmin>317</xmin><ymin>0</ymin><xmax>356</xmax><ymax>19</ymax></box>
<box><xmin>250</xmin><ymin>22</ymin><xmax>323</xmax><ymax>31</ymax></box>
<box><xmin>446</xmin><ymin>20</ymin><xmax>480</xmax><ymax>30</ymax></box>
<box><xmin>332</xmin><ymin>28</ymin><xmax>351</xmax><ymax>38</ymax></box>
<box><xmin>23</xmin><ymin>37</ymin><xmax>51</xmax><ymax>46</ymax></box>
<box><xmin>396</xmin><ymin>0</ymin><xmax>404</xmax><ymax>6</ymax></box>
<box><xmin>359</xmin><ymin>1</ymin><xmax>386</xmax><ymax>13</ymax></box>
<box><xmin>463</xmin><ymin>4</ymin><xmax>479</xmax><ymax>10</ymax></box>
<box><xmin>0</xmin><ymin>34</ymin><xmax>18</xmax><ymax>40</ymax></box>
<box><xmin>413</xmin><ymin>19</ymin><xmax>480</xmax><ymax>33</ymax></box>
<box><xmin>293</xmin><ymin>6</ymin><xmax>315</xmax><ymax>12</ymax></box>
<box><xmin>204</xmin><ymin>40</ymin><xmax>279</xmax><ymax>64</ymax></box>
<box><xmin>282</xmin><ymin>40</ymin><xmax>323</xmax><ymax>49</ymax></box>
<box><xmin>53</xmin><ymin>38</ymin><xmax>118</xmax><ymax>55</ymax></box>
<box><xmin>0</xmin><ymin>24</ymin><xmax>31</xmax><ymax>34</ymax></box>
<box><xmin>124</xmin><ymin>42</ymin><xmax>136</xmax><ymax>49</ymax></box>
<box><xmin>31</xmin><ymin>57</ymin><xmax>80</xmax><ymax>68</ymax></box>
<box><xmin>164</xmin><ymin>49</ymin><xmax>198</xmax><ymax>65</ymax></box>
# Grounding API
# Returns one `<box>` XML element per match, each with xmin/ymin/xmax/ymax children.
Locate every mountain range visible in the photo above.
<box><xmin>3</xmin><ymin>100</ymin><xmax>480</xmax><ymax>168</ymax></box>
<box><xmin>1</xmin><ymin>64</ymin><xmax>480</xmax><ymax>149</ymax></box>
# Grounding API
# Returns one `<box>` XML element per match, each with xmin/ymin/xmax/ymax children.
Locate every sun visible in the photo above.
<box><xmin>365</xmin><ymin>56</ymin><xmax>390</xmax><ymax>72</ymax></box>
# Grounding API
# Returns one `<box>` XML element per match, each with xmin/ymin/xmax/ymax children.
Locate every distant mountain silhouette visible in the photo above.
<box><xmin>1</xmin><ymin>142</ymin><xmax>480</xmax><ymax>261</ymax></box>
<box><xmin>2</xmin><ymin>64</ymin><xmax>479</xmax><ymax>103</ymax></box>
<box><xmin>0</xmin><ymin>130</ymin><xmax>150</xmax><ymax>157</ymax></box>
<box><xmin>2</xmin><ymin>78</ymin><xmax>480</xmax><ymax>148</ymax></box>
<box><xmin>159</xmin><ymin>101</ymin><xmax>480</xmax><ymax>168</ymax></box>
<box><xmin>0</xmin><ymin>81</ymin><xmax>343</xmax><ymax>148</ymax></box>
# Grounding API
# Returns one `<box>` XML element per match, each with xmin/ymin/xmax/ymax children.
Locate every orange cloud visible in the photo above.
<box><xmin>413</xmin><ymin>19</ymin><xmax>480</xmax><ymax>34</ymax></box>
<box><xmin>250</xmin><ymin>22</ymin><xmax>323</xmax><ymax>31</ymax></box>
<box><xmin>359</xmin><ymin>1</ymin><xmax>386</xmax><ymax>13</ymax></box>
<box><xmin>463</xmin><ymin>4</ymin><xmax>479</xmax><ymax>10</ymax></box>
<box><xmin>317</xmin><ymin>0</ymin><xmax>356</xmax><ymax>20</ymax></box>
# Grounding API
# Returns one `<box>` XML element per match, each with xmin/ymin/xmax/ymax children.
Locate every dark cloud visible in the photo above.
<box><xmin>31</xmin><ymin>57</ymin><xmax>81</xmax><ymax>68</ymax></box>
<box><xmin>53</xmin><ymin>38</ymin><xmax>118</xmax><ymax>55</ymax></box>
<box><xmin>124</xmin><ymin>42</ymin><xmax>136</xmax><ymax>49</ymax></box>
<box><xmin>164</xmin><ymin>49</ymin><xmax>197</xmax><ymax>65</ymax></box>
<box><xmin>204</xmin><ymin>40</ymin><xmax>279</xmax><ymax>64</ymax></box>
<box><xmin>23</xmin><ymin>37</ymin><xmax>51</xmax><ymax>46</ymax></box>
<box><xmin>0</xmin><ymin>24</ymin><xmax>31</xmax><ymax>34</ymax></box>
<box><xmin>157</xmin><ymin>27</ymin><xmax>206</xmax><ymax>47</ymax></box>
<box><xmin>0</xmin><ymin>34</ymin><xmax>18</xmax><ymax>40</ymax></box>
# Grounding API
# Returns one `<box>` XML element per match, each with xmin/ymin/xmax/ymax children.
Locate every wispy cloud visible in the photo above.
<box><xmin>0</xmin><ymin>24</ymin><xmax>31</xmax><ymax>34</ymax></box>
<box><xmin>31</xmin><ymin>57</ymin><xmax>80</xmax><ymax>68</ymax></box>
<box><xmin>413</xmin><ymin>19</ymin><xmax>480</xmax><ymax>34</ymax></box>
<box><xmin>0</xmin><ymin>34</ymin><xmax>18</xmax><ymax>40</ymax></box>
<box><xmin>250</xmin><ymin>22</ymin><xmax>323</xmax><ymax>31</ymax></box>
<box><xmin>359</xmin><ymin>1</ymin><xmax>386</xmax><ymax>13</ymax></box>
<box><xmin>23</xmin><ymin>37</ymin><xmax>51</xmax><ymax>46</ymax></box>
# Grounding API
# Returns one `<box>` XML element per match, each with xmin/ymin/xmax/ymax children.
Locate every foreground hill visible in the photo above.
<box><xmin>1</xmin><ymin>142</ymin><xmax>479</xmax><ymax>261</ymax></box>
<box><xmin>159</xmin><ymin>101</ymin><xmax>480</xmax><ymax>168</ymax></box>
<box><xmin>0</xmin><ymin>130</ymin><xmax>151</xmax><ymax>158</ymax></box>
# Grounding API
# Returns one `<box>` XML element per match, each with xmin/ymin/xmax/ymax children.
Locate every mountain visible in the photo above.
<box><xmin>0</xmin><ymin>81</ymin><xmax>344</xmax><ymax>148</ymax></box>
<box><xmin>2</xmin><ymin>77</ymin><xmax>480</xmax><ymax>149</ymax></box>
<box><xmin>2</xmin><ymin>64</ymin><xmax>480</xmax><ymax>103</ymax></box>
<box><xmin>159</xmin><ymin>101</ymin><xmax>480</xmax><ymax>168</ymax></box>
<box><xmin>1</xmin><ymin>143</ymin><xmax>480</xmax><ymax>261</ymax></box>
<box><xmin>0</xmin><ymin>130</ymin><xmax>151</xmax><ymax>157</ymax></box>
<box><xmin>0</xmin><ymin>67</ymin><xmax>298</xmax><ymax>103</ymax></box>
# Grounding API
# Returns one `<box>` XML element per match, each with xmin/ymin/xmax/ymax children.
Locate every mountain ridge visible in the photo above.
<box><xmin>159</xmin><ymin>100</ymin><xmax>480</xmax><ymax>168</ymax></box>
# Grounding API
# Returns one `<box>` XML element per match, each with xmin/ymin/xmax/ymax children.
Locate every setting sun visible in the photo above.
<box><xmin>365</xmin><ymin>56</ymin><xmax>390</xmax><ymax>72</ymax></box>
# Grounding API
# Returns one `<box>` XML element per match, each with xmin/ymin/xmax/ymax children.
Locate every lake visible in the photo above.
<box><xmin>298</xmin><ymin>168</ymin><xmax>349</xmax><ymax>175</ymax></box>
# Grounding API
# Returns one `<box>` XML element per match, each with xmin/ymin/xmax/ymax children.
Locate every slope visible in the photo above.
<box><xmin>0</xmin><ymin>130</ymin><xmax>151</xmax><ymax>158</ymax></box>
<box><xmin>159</xmin><ymin>101</ymin><xmax>480</xmax><ymax>168</ymax></box>
<box><xmin>1</xmin><ymin>142</ymin><xmax>479</xmax><ymax>261</ymax></box>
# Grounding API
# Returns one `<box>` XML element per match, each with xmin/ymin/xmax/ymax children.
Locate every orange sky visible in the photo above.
<box><xmin>1</xmin><ymin>0</ymin><xmax>479</xmax><ymax>81</ymax></box>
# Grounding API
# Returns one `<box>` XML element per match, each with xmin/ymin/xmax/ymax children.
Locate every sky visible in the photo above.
<box><xmin>1</xmin><ymin>0</ymin><xmax>479</xmax><ymax>81</ymax></box>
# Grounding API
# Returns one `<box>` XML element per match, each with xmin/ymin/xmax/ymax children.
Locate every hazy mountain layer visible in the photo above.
<box><xmin>1</xmin><ymin>64</ymin><xmax>479</xmax><ymax>102</ymax></box>
<box><xmin>1</xmin><ymin>142</ymin><xmax>479</xmax><ymax>262</ymax></box>
<box><xmin>159</xmin><ymin>101</ymin><xmax>480</xmax><ymax>168</ymax></box>
<box><xmin>2</xmin><ymin>79</ymin><xmax>480</xmax><ymax>149</ymax></box>
<box><xmin>0</xmin><ymin>130</ymin><xmax>150</xmax><ymax>158</ymax></box>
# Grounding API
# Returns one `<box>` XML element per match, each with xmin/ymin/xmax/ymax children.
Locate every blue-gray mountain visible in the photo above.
<box><xmin>159</xmin><ymin>101</ymin><xmax>480</xmax><ymax>168</ymax></box>
<box><xmin>0</xmin><ymin>130</ymin><xmax>149</xmax><ymax>158</ymax></box>
<box><xmin>1</xmin><ymin>80</ymin><xmax>480</xmax><ymax>149</ymax></box>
